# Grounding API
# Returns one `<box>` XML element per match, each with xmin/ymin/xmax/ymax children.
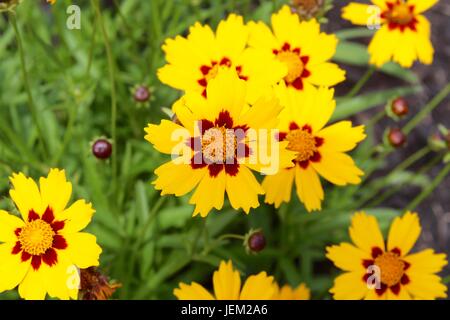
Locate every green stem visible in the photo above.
<box><xmin>10</xmin><ymin>13</ymin><xmax>48</xmax><ymax>158</ymax></box>
<box><xmin>346</xmin><ymin>66</ymin><xmax>376</xmax><ymax>98</ymax></box>
<box><xmin>218</xmin><ymin>234</ymin><xmax>246</xmax><ymax>241</ymax></box>
<box><xmin>93</xmin><ymin>0</ymin><xmax>118</xmax><ymax>197</ymax></box>
<box><xmin>85</xmin><ymin>14</ymin><xmax>97</xmax><ymax>77</ymax></box>
<box><xmin>368</xmin><ymin>154</ymin><xmax>442</xmax><ymax>207</ymax></box>
<box><xmin>366</xmin><ymin>109</ymin><xmax>386</xmax><ymax>128</ymax></box>
<box><xmin>356</xmin><ymin>146</ymin><xmax>431</xmax><ymax>207</ymax></box>
<box><xmin>403</xmin><ymin>83</ymin><xmax>450</xmax><ymax>134</ymax></box>
<box><xmin>406</xmin><ymin>161</ymin><xmax>450</xmax><ymax>211</ymax></box>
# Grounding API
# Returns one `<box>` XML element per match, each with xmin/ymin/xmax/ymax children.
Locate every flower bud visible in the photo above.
<box><xmin>391</xmin><ymin>97</ymin><xmax>409</xmax><ymax>117</ymax></box>
<box><xmin>290</xmin><ymin>0</ymin><xmax>325</xmax><ymax>20</ymax></box>
<box><xmin>133</xmin><ymin>85</ymin><xmax>151</xmax><ymax>103</ymax></box>
<box><xmin>388</xmin><ymin>128</ymin><xmax>407</xmax><ymax>148</ymax></box>
<box><xmin>245</xmin><ymin>230</ymin><xmax>266</xmax><ymax>253</ymax></box>
<box><xmin>92</xmin><ymin>139</ymin><xmax>112</xmax><ymax>160</ymax></box>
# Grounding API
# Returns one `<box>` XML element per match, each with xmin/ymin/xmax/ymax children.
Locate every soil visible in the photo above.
<box><xmin>326</xmin><ymin>1</ymin><xmax>450</xmax><ymax>276</ymax></box>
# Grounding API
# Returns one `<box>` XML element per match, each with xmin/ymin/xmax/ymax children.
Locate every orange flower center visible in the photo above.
<box><xmin>19</xmin><ymin>219</ymin><xmax>55</xmax><ymax>256</ymax></box>
<box><xmin>277</xmin><ymin>51</ymin><xmax>305</xmax><ymax>84</ymax></box>
<box><xmin>374</xmin><ymin>252</ymin><xmax>405</xmax><ymax>287</ymax></box>
<box><xmin>386</xmin><ymin>2</ymin><xmax>414</xmax><ymax>25</ymax></box>
<box><xmin>202</xmin><ymin>127</ymin><xmax>237</xmax><ymax>163</ymax></box>
<box><xmin>204</xmin><ymin>64</ymin><xmax>222</xmax><ymax>82</ymax></box>
<box><xmin>286</xmin><ymin>129</ymin><xmax>317</xmax><ymax>162</ymax></box>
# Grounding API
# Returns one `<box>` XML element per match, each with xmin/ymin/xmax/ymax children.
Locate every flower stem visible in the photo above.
<box><xmin>346</xmin><ymin>66</ymin><xmax>376</xmax><ymax>98</ymax></box>
<box><xmin>218</xmin><ymin>234</ymin><xmax>246</xmax><ymax>241</ymax></box>
<box><xmin>403</xmin><ymin>83</ymin><xmax>450</xmax><ymax>135</ymax></box>
<box><xmin>93</xmin><ymin>0</ymin><xmax>118</xmax><ymax>197</ymax></box>
<box><xmin>10</xmin><ymin>13</ymin><xmax>48</xmax><ymax>158</ymax></box>
<box><xmin>406</xmin><ymin>161</ymin><xmax>450</xmax><ymax>211</ymax></box>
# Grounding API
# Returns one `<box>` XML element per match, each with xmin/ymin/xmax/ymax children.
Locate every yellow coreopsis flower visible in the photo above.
<box><xmin>248</xmin><ymin>5</ymin><xmax>345</xmax><ymax>94</ymax></box>
<box><xmin>145</xmin><ymin>70</ymin><xmax>296</xmax><ymax>217</ymax></box>
<box><xmin>174</xmin><ymin>260</ymin><xmax>278</xmax><ymax>300</ymax></box>
<box><xmin>0</xmin><ymin>169</ymin><xmax>102</xmax><ymax>300</ymax></box>
<box><xmin>158</xmin><ymin>14</ymin><xmax>286</xmax><ymax>104</ymax></box>
<box><xmin>342</xmin><ymin>0</ymin><xmax>437</xmax><ymax>68</ymax></box>
<box><xmin>327</xmin><ymin>212</ymin><xmax>448</xmax><ymax>300</ymax></box>
<box><xmin>47</xmin><ymin>0</ymin><xmax>56</xmax><ymax>4</ymax></box>
<box><xmin>275</xmin><ymin>283</ymin><xmax>311</xmax><ymax>300</ymax></box>
<box><xmin>262</xmin><ymin>87</ymin><xmax>366</xmax><ymax>212</ymax></box>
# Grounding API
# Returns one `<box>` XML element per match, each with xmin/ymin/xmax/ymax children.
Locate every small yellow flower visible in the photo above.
<box><xmin>174</xmin><ymin>260</ymin><xmax>278</xmax><ymax>300</ymax></box>
<box><xmin>0</xmin><ymin>169</ymin><xmax>102</xmax><ymax>300</ymax></box>
<box><xmin>248</xmin><ymin>5</ymin><xmax>345</xmax><ymax>94</ymax></box>
<box><xmin>327</xmin><ymin>212</ymin><xmax>448</xmax><ymax>300</ymax></box>
<box><xmin>342</xmin><ymin>0</ymin><xmax>437</xmax><ymax>68</ymax></box>
<box><xmin>47</xmin><ymin>0</ymin><xmax>56</xmax><ymax>4</ymax></box>
<box><xmin>262</xmin><ymin>87</ymin><xmax>366</xmax><ymax>212</ymax></box>
<box><xmin>146</xmin><ymin>70</ymin><xmax>296</xmax><ymax>217</ymax></box>
<box><xmin>275</xmin><ymin>283</ymin><xmax>311</xmax><ymax>300</ymax></box>
<box><xmin>158</xmin><ymin>14</ymin><xmax>286</xmax><ymax>104</ymax></box>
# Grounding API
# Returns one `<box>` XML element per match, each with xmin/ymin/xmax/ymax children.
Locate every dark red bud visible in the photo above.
<box><xmin>92</xmin><ymin>139</ymin><xmax>112</xmax><ymax>159</ymax></box>
<box><xmin>134</xmin><ymin>86</ymin><xmax>151</xmax><ymax>103</ymax></box>
<box><xmin>388</xmin><ymin>128</ymin><xmax>407</xmax><ymax>148</ymax></box>
<box><xmin>248</xmin><ymin>231</ymin><xmax>266</xmax><ymax>252</ymax></box>
<box><xmin>391</xmin><ymin>97</ymin><xmax>409</xmax><ymax>117</ymax></box>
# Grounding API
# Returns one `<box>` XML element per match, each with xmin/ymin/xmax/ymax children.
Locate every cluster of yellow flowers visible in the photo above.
<box><xmin>0</xmin><ymin>1</ymin><xmax>446</xmax><ymax>301</ymax></box>
<box><xmin>146</xmin><ymin>3</ymin><xmax>447</xmax><ymax>300</ymax></box>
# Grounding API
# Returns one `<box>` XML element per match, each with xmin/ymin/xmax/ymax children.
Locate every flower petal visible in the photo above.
<box><xmin>39</xmin><ymin>169</ymin><xmax>72</xmax><ymax>216</ymax></box>
<box><xmin>405</xmin><ymin>273</ymin><xmax>447</xmax><ymax>299</ymax></box>
<box><xmin>145</xmin><ymin>120</ymin><xmax>190</xmax><ymax>155</ymax></box>
<box><xmin>330</xmin><ymin>271</ymin><xmax>368</xmax><ymax>300</ymax></box>
<box><xmin>404</xmin><ymin>249</ymin><xmax>447</xmax><ymax>274</ymax></box>
<box><xmin>190</xmin><ymin>169</ymin><xmax>226</xmax><ymax>217</ymax></box>
<box><xmin>294</xmin><ymin>165</ymin><xmax>324</xmax><ymax>212</ymax></box>
<box><xmin>342</xmin><ymin>3</ymin><xmax>378</xmax><ymax>26</ymax></box>
<box><xmin>318</xmin><ymin>122</ymin><xmax>366</xmax><ymax>153</ymax></box>
<box><xmin>225</xmin><ymin>166</ymin><xmax>264</xmax><ymax>214</ymax></box>
<box><xmin>18</xmin><ymin>268</ymin><xmax>47</xmax><ymax>300</ymax></box>
<box><xmin>64</xmin><ymin>232</ymin><xmax>102</xmax><ymax>269</ymax></box>
<box><xmin>262</xmin><ymin>168</ymin><xmax>295</xmax><ymax>209</ymax></box>
<box><xmin>311</xmin><ymin>150</ymin><xmax>364</xmax><ymax>186</ymax></box>
<box><xmin>0</xmin><ymin>243</ymin><xmax>30</xmax><ymax>293</ymax></box>
<box><xmin>349</xmin><ymin>212</ymin><xmax>385</xmax><ymax>252</ymax></box>
<box><xmin>9</xmin><ymin>172</ymin><xmax>43</xmax><ymax>220</ymax></box>
<box><xmin>216</xmin><ymin>14</ymin><xmax>248</xmax><ymax>61</ymax></box>
<box><xmin>387</xmin><ymin>211</ymin><xmax>421</xmax><ymax>255</ymax></box>
<box><xmin>59</xmin><ymin>200</ymin><xmax>95</xmax><ymax>234</ymax></box>
<box><xmin>174</xmin><ymin>282</ymin><xmax>215</xmax><ymax>300</ymax></box>
<box><xmin>326</xmin><ymin>243</ymin><xmax>371</xmax><ymax>272</ymax></box>
<box><xmin>0</xmin><ymin>210</ymin><xmax>24</xmax><ymax>243</ymax></box>
<box><xmin>271</xmin><ymin>5</ymin><xmax>301</xmax><ymax>48</ymax></box>
<box><xmin>240</xmin><ymin>272</ymin><xmax>277</xmax><ymax>300</ymax></box>
<box><xmin>307</xmin><ymin>62</ymin><xmax>346</xmax><ymax>87</ymax></box>
<box><xmin>154</xmin><ymin>161</ymin><xmax>208</xmax><ymax>197</ymax></box>
<box><xmin>213</xmin><ymin>260</ymin><xmax>241</xmax><ymax>300</ymax></box>
<box><xmin>409</xmin><ymin>0</ymin><xmax>438</xmax><ymax>14</ymax></box>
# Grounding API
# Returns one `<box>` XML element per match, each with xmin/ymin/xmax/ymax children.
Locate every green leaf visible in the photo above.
<box><xmin>158</xmin><ymin>205</ymin><xmax>193</xmax><ymax>230</ymax></box>
<box><xmin>333</xmin><ymin>86</ymin><xmax>421</xmax><ymax>121</ymax></box>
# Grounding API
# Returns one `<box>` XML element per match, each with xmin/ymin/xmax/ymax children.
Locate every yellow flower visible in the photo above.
<box><xmin>47</xmin><ymin>0</ymin><xmax>56</xmax><ymax>4</ymax></box>
<box><xmin>158</xmin><ymin>14</ymin><xmax>286</xmax><ymax>104</ymax></box>
<box><xmin>262</xmin><ymin>87</ymin><xmax>366</xmax><ymax>212</ymax></box>
<box><xmin>275</xmin><ymin>283</ymin><xmax>311</xmax><ymax>300</ymax></box>
<box><xmin>0</xmin><ymin>169</ymin><xmax>102</xmax><ymax>300</ymax></box>
<box><xmin>248</xmin><ymin>5</ymin><xmax>345</xmax><ymax>94</ymax></box>
<box><xmin>145</xmin><ymin>70</ymin><xmax>296</xmax><ymax>217</ymax></box>
<box><xmin>342</xmin><ymin>0</ymin><xmax>437</xmax><ymax>68</ymax></box>
<box><xmin>174</xmin><ymin>260</ymin><xmax>277</xmax><ymax>300</ymax></box>
<box><xmin>327</xmin><ymin>212</ymin><xmax>448</xmax><ymax>300</ymax></box>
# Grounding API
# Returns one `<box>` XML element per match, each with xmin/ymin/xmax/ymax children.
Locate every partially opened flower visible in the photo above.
<box><xmin>262</xmin><ymin>87</ymin><xmax>366</xmax><ymax>212</ymax></box>
<box><xmin>174</xmin><ymin>260</ymin><xmax>277</xmax><ymax>300</ymax></box>
<box><xmin>158</xmin><ymin>14</ymin><xmax>286</xmax><ymax>104</ymax></box>
<box><xmin>342</xmin><ymin>0</ymin><xmax>437</xmax><ymax>68</ymax></box>
<box><xmin>327</xmin><ymin>212</ymin><xmax>448</xmax><ymax>300</ymax></box>
<box><xmin>275</xmin><ymin>283</ymin><xmax>311</xmax><ymax>300</ymax></box>
<box><xmin>248</xmin><ymin>5</ymin><xmax>345</xmax><ymax>94</ymax></box>
<box><xmin>0</xmin><ymin>169</ymin><xmax>102</xmax><ymax>300</ymax></box>
<box><xmin>146</xmin><ymin>70</ymin><xmax>296</xmax><ymax>217</ymax></box>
